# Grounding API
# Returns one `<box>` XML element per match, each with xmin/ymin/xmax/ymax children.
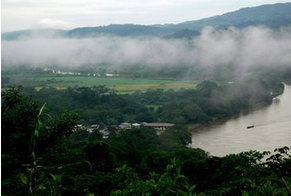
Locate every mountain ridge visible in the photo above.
<box><xmin>2</xmin><ymin>2</ymin><xmax>291</xmax><ymax>40</ymax></box>
<box><xmin>158</xmin><ymin>3</ymin><xmax>291</xmax><ymax>31</ymax></box>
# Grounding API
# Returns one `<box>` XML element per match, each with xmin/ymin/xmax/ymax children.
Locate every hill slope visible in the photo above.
<box><xmin>2</xmin><ymin>3</ymin><xmax>291</xmax><ymax>40</ymax></box>
<box><xmin>166</xmin><ymin>3</ymin><xmax>291</xmax><ymax>31</ymax></box>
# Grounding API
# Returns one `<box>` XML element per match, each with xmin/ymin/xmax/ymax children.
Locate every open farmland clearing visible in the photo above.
<box><xmin>32</xmin><ymin>76</ymin><xmax>197</xmax><ymax>93</ymax></box>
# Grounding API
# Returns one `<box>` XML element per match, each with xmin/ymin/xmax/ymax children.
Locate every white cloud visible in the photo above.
<box><xmin>38</xmin><ymin>18</ymin><xmax>77</xmax><ymax>29</ymax></box>
<box><xmin>2</xmin><ymin>27</ymin><xmax>291</xmax><ymax>69</ymax></box>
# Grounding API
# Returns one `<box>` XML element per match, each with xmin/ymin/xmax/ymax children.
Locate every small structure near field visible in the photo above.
<box><xmin>106</xmin><ymin>73</ymin><xmax>120</xmax><ymax>77</ymax></box>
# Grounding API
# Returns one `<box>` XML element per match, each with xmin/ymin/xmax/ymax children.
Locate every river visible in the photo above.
<box><xmin>190</xmin><ymin>84</ymin><xmax>291</xmax><ymax>157</ymax></box>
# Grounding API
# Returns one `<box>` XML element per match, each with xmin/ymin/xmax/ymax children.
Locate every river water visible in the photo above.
<box><xmin>190</xmin><ymin>84</ymin><xmax>291</xmax><ymax>157</ymax></box>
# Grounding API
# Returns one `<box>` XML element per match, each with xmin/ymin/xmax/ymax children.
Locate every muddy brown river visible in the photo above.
<box><xmin>190</xmin><ymin>84</ymin><xmax>291</xmax><ymax>157</ymax></box>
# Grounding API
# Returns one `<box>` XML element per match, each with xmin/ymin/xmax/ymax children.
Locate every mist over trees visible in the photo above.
<box><xmin>2</xmin><ymin>26</ymin><xmax>291</xmax><ymax>73</ymax></box>
<box><xmin>2</xmin><ymin>2</ymin><xmax>291</xmax><ymax>74</ymax></box>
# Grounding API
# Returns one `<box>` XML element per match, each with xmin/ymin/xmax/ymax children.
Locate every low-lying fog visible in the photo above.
<box><xmin>2</xmin><ymin>26</ymin><xmax>291</xmax><ymax>70</ymax></box>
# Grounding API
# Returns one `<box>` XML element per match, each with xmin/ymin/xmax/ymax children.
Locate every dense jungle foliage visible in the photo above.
<box><xmin>2</xmin><ymin>80</ymin><xmax>290</xmax><ymax>195</ymax></box>
<box><xmin>2</xmin><ymin>64</ymin><xmax>291</xmax><ymax>195</ymax></box>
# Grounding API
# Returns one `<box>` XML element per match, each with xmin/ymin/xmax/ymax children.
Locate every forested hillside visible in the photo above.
<box><xmin>2</xmin><ymin>87</ymin><xmax>291</xmax><ymax>195</ymax></box>
<box><xmin>163</xmin><ymin>3</ymin><xmax>291</xmax><ymax>31</ymax></box>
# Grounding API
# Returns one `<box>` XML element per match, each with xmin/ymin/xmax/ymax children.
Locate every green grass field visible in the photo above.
<box><xmin>32</xmin><ymin>76</ymin><xmax>197</xmax><ymax>93</ymax></box>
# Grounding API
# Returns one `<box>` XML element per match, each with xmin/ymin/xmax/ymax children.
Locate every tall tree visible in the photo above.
<box><xmin>1</xmin><ymin>87</ymin><xmax>79</xmax><ymax>196</ymax></box>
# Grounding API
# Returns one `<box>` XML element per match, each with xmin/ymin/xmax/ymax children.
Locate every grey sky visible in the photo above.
<box><xmin>2</xmin><ymin>0</ymin><xmax>291</xmax><ymax>32</ymax></box>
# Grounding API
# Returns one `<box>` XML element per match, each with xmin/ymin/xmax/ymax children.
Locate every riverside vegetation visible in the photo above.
<box><xmin>2</xmin><ymin>65</ymin><xmax>291</xmax><ymax>195</ymax></box>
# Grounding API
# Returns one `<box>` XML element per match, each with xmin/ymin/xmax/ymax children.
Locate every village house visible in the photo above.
<box><xmin>118</xmin><ymin>122</ymin><xmax>132</xmax><ymax>130</ymax></box>
<box><xmin>142</xmin><ymin>123</ymin><xmax>174</xmax><ymax>130</ymax></box>
<box><xmin>87</xmin><ymin>124</ymin><xmax>100</xmax><ymax>133</ymax></box>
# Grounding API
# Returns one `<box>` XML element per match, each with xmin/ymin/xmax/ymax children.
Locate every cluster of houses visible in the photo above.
<box><xmin>75</xmin><ymin>122</ymin><xmax>175</xmax><ymax>138</ymax></box>
<box><xmin>118</xmin><ymin>122</ymin><xmax>174</xmax><ymax>130</ymax></box>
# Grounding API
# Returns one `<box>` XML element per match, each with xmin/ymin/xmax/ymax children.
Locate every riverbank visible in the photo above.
<box><xmin>188</xmin><ymin>101</ymin><xmax>274</xmax><ymax>133</ymax></box>
<box><xmin>189</xmin><ymin>83</ymin><xmax>291</xmax><ymax>157</ymax></box>
<box><xmin>188</xmin><ymin>82</ymin><xmax>287</xmax><ymax>133</ymax></box>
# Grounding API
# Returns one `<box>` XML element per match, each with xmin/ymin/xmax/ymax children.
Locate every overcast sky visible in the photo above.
<box><xmin>2</xmin><ymin>0</ymin><xmax>291</xmax><ymax>32</ymax></box>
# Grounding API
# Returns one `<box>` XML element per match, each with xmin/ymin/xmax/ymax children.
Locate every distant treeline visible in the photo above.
<box><xmin>16</xmin><ymin>76</ymin><xmax>282</xmax><ymax>126</ymax></box>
